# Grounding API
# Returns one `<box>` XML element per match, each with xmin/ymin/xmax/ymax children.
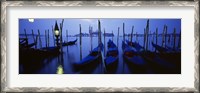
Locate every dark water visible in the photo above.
<box><xmin>19</xmin><ymin>35</ymin><xmax>181</xmax><ymax>74</ymax></box>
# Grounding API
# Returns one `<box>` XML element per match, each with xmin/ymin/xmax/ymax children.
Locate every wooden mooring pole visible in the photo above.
<box><xmin>98</xmin><ymin>20</ymin><xmax>102</xmax><ymax>44</ymax></box>
<box><xmin>24</xmin><ymin>29</ymin><xmax>28</xmax><ymax>39</ymax></box>
<box><xmin>98</xmin><ymin>20</ymin><xmax>107</xmax><ymax>73</ymax></box>
<box><xmin>104</xmin><ymin>29</ymin><xmax>106</xmax><ymax>56</ymax></box>
<box><xmin>31</xmin><ymin>29</ymin><xmax>37</xmax><ymax>48</ymax></box>
<box><xmin>149</xmin><ymin>30</ymin><xmax>151</xmax><ymax>49</ymax></box>
<box><xmin>38</xmin><ymin>29</ymin><xmax>42</xmax><ymax>48</ymax></box>
<box><xmin>145</xmin><ymin>19</ymin><xmax>149</xmax><ymax>51</ymax></box>
<box><xmin>168</xmin><ymin>31</ymin><xmax>171</xmax><ymax>44</ymax></box>
<box><xmin>79</xmin><ymin>24</ymin><xmax>82</xmax><ymax>60</ymax></box>
<box><xmin>117</xmin><ymin>27</ymin><xmax>119</xmax><ymax>48</ymax></box>
<box><xmin>173</xmin><ymin>28</ymin><xmax>176</xmax><ymax>50</ymax></box>
<box><xmin>89</xmin><ymin>26</ymin><xmax>93</xmax><ymax>51</ymax></box>
<box><xmin>24</xmin><ymin>29</ymin><xmax>28</xmax><ymax>45</ymax></box>
<box><xmin>35</xmin><ymin>35</ymin><xmax>38</xmax><ymax>49</ymax></box>
<box><xmin>143</xmin><ymin>28</ymin><xmax>146</xmax><ymax>49</ymax></box>
<box><xmin>178</xmin><ymin>30</ymin><xmax>181</xmax><ymax>49</ymax></box>
<box><xmin>112</xmin><ymin>30</ymin><xmax>114</xmax><ymax>41</ymax></box>
<box><xmin>165</xmin><ymin>26</ymin><xmax>168</xmax><ymax>48</ymax></box>
<box><xmin>162</xmin><ymin>25</ymin><xmax>166</xmax><ymax>47</ymax></box>
<box><xmin>45</xmin><ymin>30</ymin><xmax>47</xmax><ymax>48</ymax></box>
<box><xmin>152</xmin><ymin>31</ymin><xmax>155</xmax><ymax>50</ymax></box>
<box><xmin>89</xmin><ymin>26</ymin><xmax>92</xmax><ymax>51</ymax></box>
<box><xmin>131</xmin><ymin>26</ymin><xmax>134</xmax><ymax>43</ymax></box>
<box><xmin>66</xmin><ymin>30</ymin><xmax>68</xmax><ymax>51</ymax></box>
<box><xmin>123</xmin><ymin>23</ymin><xmax>125</xmax><ymax>41</ymax></box>
<box><xmin>52</xmin><ymin>25</ymin><xmax>56</xmax><ymax>47</ymax></box>
<box><xmin>48</xmin><ymin>29</ymin><xmax>50</xmax><ymax>48</ymax></box>
<box><xmin>155</xmin><ymin>28</ymin><xmax>158</xmax><ymax>52</ymax></box>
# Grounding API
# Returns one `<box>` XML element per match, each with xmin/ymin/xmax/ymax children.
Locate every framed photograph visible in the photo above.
<box><xmin>1</xmin><ymin>0</ymin><xmax>199</xmax><ymax>92</ymax></box>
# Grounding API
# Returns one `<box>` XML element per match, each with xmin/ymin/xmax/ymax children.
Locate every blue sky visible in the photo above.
<box><xmin>19</xmin><ymin>18</ymin><xmax>181</xmax><ymax>36</ymax></box>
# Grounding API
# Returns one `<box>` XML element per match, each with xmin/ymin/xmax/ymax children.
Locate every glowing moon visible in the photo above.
<box><xmin>28</xmin><ymin>19</ymin><xmax>34</xmax><ymax>22</ymax></box>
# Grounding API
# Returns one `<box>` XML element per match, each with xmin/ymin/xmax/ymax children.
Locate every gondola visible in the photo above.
<box><xmin>122</xmin><ymin>41</ymin><xmax>147</xmax><ymax>73</ymax></box>
<box><xmin>104</xmin><ymin>40</ymin><xmax>118</xmax><ymax>73</ymax></box>
<box><xmin>165</xmin><ymin>45</ymin><xmax>181</xmax><ymax>53</ymax></box>
<box><xmin>19</xmin><ymin>38</ymin><xmax>37</xmax><ymax>48</ymax></box>
<box><xmin>59</xmin><ymin>39</ymin><xmax>77</xmax><ymax>46</ymax></box>
<box><xmin>127</xmin><ymin>41</ymin><xmax>178</xmax><ymax>74</ymax></box>
<box><xmin>19</xmin><ymin>46</ymin><xmax>60</xmax><ymax>66</ymax></box>
<box><xmin>74</xmin><ymin>43</ymin><xmax>104</xmax><ymax>71</ymax></box>
<box><xmin>41</xmin><ymin>46</ymin><xmax>60</xmax><ymax>54</ymax></box>
<box><xmin>141</xmin><ymin>51</ymin><xmax>179</xmax><ymax>74</ymax></box>
<box><xmin>19</xmin><ymin>37</ymin><xmax>60</xmax><ymax>65</ymax></box>
<box><xmin>151</xmin><ymin>42</ymin><xmax>181</xmax><ymax>66</ymax></box>
<box><xmin>151</xmin><ymin>42</ymin><xmax>172</xmax><ymax>53</ymax></box>
<box><xmin>126</xmin><ymin>40</ymin><xmax>144</xmax><ymax>53</ymax></box>
<box><xmin>152</xmin><ymin>44</ymin><xmax>181</xmax><ymax>69</ymax></box>
<box><xmin>20</xmin><ymin>42</ymin><xmax>36</xmax><ymax>48</ymax></box>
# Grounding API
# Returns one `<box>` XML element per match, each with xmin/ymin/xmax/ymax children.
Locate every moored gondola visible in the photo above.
<box><xmin>59</xmin><ymin>39</ymin><xmax>78</xmax><ymax>46</ymax></box>
<box><xmin>19</xmin><ymin>37</ymin><xmax>60</xmax><ymax>65</ymax></box>
<box><xmin>141</xmin><ymin>51</ymin><xmax>179</xmax><ymax>74</ymax></box>
<box><xmin>127</xmin><ymin>40</ymin><xmax>179</xmax><ymax>74</ymax></box>
<box><xmin>104</xmin><ymin>40</ymin><xmax>118</xmax><ymax>73</ymax></box>
<box><xmin>19</xmin><ymin>38</ymin><xmax>37</xmax><ymax>48</ymax></box>
<box><xmin>122</xmin><ymin>41</ymin><xmax>147</xmax><ymax>73</ymax></box>
<box><xmin>126</xmin><ymin>40</ymin><xmax>144</xmax><ymax>53</ymax></box>
<box><xmin>74</xmin><ymin>43</ymin><xmax>104</xmax><ymax>72</ymax></box>
<box><xmin>151</xmin><ymin>42</ymin><xmax>171</xmax><ymax>53</ymax></box>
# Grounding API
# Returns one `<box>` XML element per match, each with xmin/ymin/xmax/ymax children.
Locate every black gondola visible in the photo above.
<box><xmin>19</xmin><ymin>38</ymin><xmax>36</xmax><ymax>48</ymax></box>
<box><xmin>126</xmin><ymin>40</ymin><xmax>179</xmax><ymax>74</ymax></box>
<box><xmin>105</xmin><ymin>40</ymin><xmax>118</xmax><ymax>73</ymax></box>
<box><xmin>59</xmin><ymin>39</ymin><xmax>77</xmax><ymax>46</ymax></box>
<box><xmin>126</xmin><ymin>40</ymin><xmax>144</xmax><ymax>53</ymax></box>
<box><xmin>151</xmin><ymin>42</ymin><xmax>172</xmax><ymax>53</ymax></box>
<box><xmin>74</xmin><ymin>43</ymin><xmax>104</xmax><ymax>72</ymax></box>
<box><xmin>122</xmin><ymin>41</ymin><xmax>147</xmax><ymax>73</ymax></box>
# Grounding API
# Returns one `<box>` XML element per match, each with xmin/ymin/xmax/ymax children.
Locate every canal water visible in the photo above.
<box><xmin>19</xmin><ymin>35</ymin><xmax>180</xmax><ymax>74</ymax></box>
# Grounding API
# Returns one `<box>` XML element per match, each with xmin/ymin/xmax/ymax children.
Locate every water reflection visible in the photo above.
<box><xmin>19</xmin><ymin>36</ymin><xmax>181</xmax><ymax>74</ymax></box>
<box><xmin>57</xmin><ymin>65</ymin><xmax>64</xmax><ymax>74</ymax></box>
<box><xmin>56</xmin><ymin>52</ymin><xmax>64</xmax><ymax>74</ymax></box>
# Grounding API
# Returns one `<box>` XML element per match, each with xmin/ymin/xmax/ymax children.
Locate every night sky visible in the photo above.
<box><xmin>19</xmin><ymin>19</ymin><xmax>181</xmax><ymax>36</ymax></box>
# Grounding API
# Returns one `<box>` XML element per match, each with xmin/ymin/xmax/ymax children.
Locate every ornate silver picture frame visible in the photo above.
<box><xmin>1</xmin><ymin>1</ymin><xmax>199</xmax><ymax>92</ymax></box>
